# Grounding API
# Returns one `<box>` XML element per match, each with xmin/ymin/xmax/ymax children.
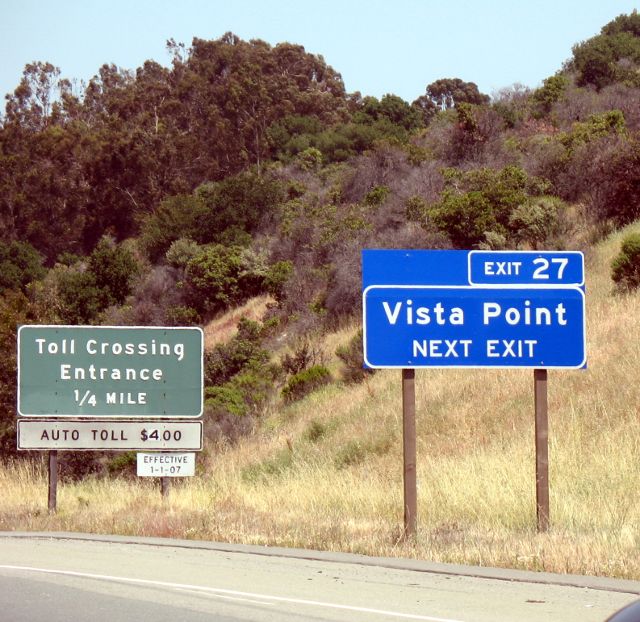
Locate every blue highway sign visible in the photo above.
<box><xmin>362</xmin><ymin>250</ymin><xmax>586</xmax><ymax>369</ymax></box>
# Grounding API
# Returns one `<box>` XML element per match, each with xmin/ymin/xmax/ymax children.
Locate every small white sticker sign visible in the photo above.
<box><xmin>137</xmin><ymin>452</ymin><xmax>195</xmax><ymax>477</ymax></box>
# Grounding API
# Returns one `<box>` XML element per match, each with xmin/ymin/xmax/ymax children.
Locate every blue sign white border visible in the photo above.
<box><xmin>362</xmin><ymin>284</ymin><xmax>587</xmax><ymax>370</ymax></box>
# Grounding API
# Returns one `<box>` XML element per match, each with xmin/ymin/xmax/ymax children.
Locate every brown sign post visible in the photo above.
<box><xmin>534</xmin><ymin>369</ymin><xmax>550</xmax><ymax>532</ymax></box>
<box><xmin>402</xmin><ymin>369</ymin><xmax>417</xmax><ymax>538</ymax></box>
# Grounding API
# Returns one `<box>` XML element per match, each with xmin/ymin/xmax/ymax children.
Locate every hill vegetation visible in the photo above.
<box><xmin>1</xmin><ymin>11</ymin><xmax>640</xmax><ymax>575</ymax></box>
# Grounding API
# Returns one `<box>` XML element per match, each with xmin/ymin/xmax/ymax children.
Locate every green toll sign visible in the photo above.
<box><xmin>18</xmin><ymin>326</ymin><xmax>203</xmax><ymax>418</ymax></box>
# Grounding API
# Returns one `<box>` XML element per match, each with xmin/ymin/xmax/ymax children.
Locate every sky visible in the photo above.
<box><xmin>1</xmin><ymin>0</ymin><xmax>639</xmax><ymax>105</ymax></box>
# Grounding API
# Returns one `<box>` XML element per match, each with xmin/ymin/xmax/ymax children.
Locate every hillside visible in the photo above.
<box><xmin>1</xmin><ymin>222</ymin><xmax>639</xmax><ymax>578</ymax></box>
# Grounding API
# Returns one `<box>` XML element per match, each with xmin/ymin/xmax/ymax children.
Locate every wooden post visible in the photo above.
<box><xmin>402</xmin><ymin>368</ymin><xmax>417</xmax><ymax>539</ymax></box>
<box><xmin>534</xmin><ymin>369</ymin><xmax>550</xmax><ymax>532</ymax></box>
<box><xmin>48</xmin><ymin>450</ymin><xmax>58</xmax><ymax>514</ymax></box>
<box><xmin>161</xmin><ymin>476</ymin><xmax>171</xmax><ymax>499</ymax></box>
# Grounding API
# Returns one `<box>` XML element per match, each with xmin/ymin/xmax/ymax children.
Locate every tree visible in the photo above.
<box><xmin>570</xmin><ymin>12</ymin><xmax>640</xmax><ymax>90</ymax></box>
<box><xmin>87</xmin><ymin>236</ymin><xmax>140</xmax><ymax>306</ymax></box>
<box><xmin>4</xmin><ymin>62</ymin><xmax>64</xmax><ymax>130</ymax></box>
<box><xmin>0</xmin><ymin>291</ymin><xmax>31</xmax><ymax>454</ymax></box>
<box><xmin>423</xmin><ymin>78</ymin><xmax>490</xmax><ymax>111</ymax></box>
<box><xmin>183</xmin><ymin>244</ymin><xmax>267</xmax><ymax>318</ymax></box>
<box><xmin>531</xmin><ymin>75</ymin><xmax>569</xmax><ymax>117</ymax></box>
<box><xmin>0</xmin><ymin>240</ymin><xmax>45</xmax><ymax>292</ymax></box>
<box><xmin>426</xmin><ymin>166</ymin><xmax>549</xmax><ymax>248</ymax></box>
<box><xmin>140</xmin><ymin>194</ymin><xmax>209</xmax><ymax>262</ymax></box>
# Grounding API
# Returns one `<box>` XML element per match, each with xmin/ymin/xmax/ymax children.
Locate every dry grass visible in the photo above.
<box><xmin>1</xmin><ymin>225</ymin><xmax>639</xmax><ymax>579</ymax></box>
<box><xmin>203</xmin><ymin>294</ymin><xmax>274</xmax><ymax>350</ymax></box>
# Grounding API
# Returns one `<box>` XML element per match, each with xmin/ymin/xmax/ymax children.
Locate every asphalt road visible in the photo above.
<box><xmin>0</xmin><ymin>533</ymin><xmax>638</xmax><ymax>622</ymax></box>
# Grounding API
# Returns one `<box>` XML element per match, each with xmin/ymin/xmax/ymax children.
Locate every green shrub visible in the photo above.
<box><xmin>0</xmin><ymin>240</ymin><xmax>45</xmax><ymax>293</ymax></box>
<box><xmin>427</xmin><ymin>166</ymin><xmax>549</xmax><ymax>248</ymax></box>
<box><xmin>281</xmin><ymin>365</ymin><xmax>332</xmax><ymax>402</ymax></box>
<box><xmin>165</xmin><ymin>305</ymin><xmax>200</xmax><ymax>326</ymax></box>
<box><xmin>363</xmin><ymin>185</ymin><xmax>390</xmax><ymax>206</ymax></box>
<box><xmin>107</xmin><ymin>452</ymin><xmax>137</xmax><ymax>477</ymax></box>
<box><xmin>333</xmin><ymin>436</ymin><xmax>394</xmax><ymax>469</ymax></box>
<box><xmin>205</xmin><ymin>385</ymin><xmax>248</xmax><ymax>418</ymax></box>
<box><xmin>304</xmin><ymin>419</ymin><xmax>328</xmax><ymax>442</ymax></box>
<box><xmin>242</xmin><ymin>449</ymin><xmax>294</xmax><ymax>484</ymax></box>
<box><xmin>612</xmin><ymin>232</ymin><xmax>640</xmax><ymax>291</ymax></box>
<box><xmin>263</xmin><ymin>260</ymin><xmax>293</xmax><ymax>302</ymax></box>
<box><xmin>204</xmin><ymin>319</ymin><xmax>267</xmax><ymax>386</ymax></box>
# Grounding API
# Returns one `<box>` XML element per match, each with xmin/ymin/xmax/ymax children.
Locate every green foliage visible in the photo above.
<box><xmin>107</xmin><ymin>452</ymin><xmax>137</xmax><ymax>477</ymax></box>
<box><xmin>0</xmin><ymin>290</ymin><xmax>30</xmax><ymax>455</ymax></box>
<box><xmin>422</xmin><ymin>78</ymin><xmax>490</xmax><ymax>110</ymax></box>
<box><xmin>165</xmin><ymin>238</ymin><xmax>200</xmax><ymax>269</ymax></box>
<box><xmin>571</xmin><ymin>12</ymin><xmax>640</xmax><ymax>90</ymax></box>
<box><xmin>88</xmin><ymin>236</ymin><xmax>139</xmax><ymax>306</ymax></box>
<box><xmin>596</xmin><ymin>139</ymin><xmax>640</xmax><ymax>224</ymax></box>
<box><xmin>203</xmin><ymin>319</ymin><xmax>278</xmax><ymax>441</ymax></box>
<box><xmin>281</xmin><ymin>365</ymin><xmax>332</xmax><ymax>402</ymax></box>
<box><xmin>295</xmin><ymin>147</ymin><xmax>323</xmax><ymax>171</ymax></box>
<box><xmin>53</xmin><ymin>237</ymin><xmax>139</xmax><ymax>323</ymax></box>
<box><xmin>531</xmin><ymin>75</ymin><xmax>568</xmax><ymax>117</ymax></box>
<box><xmin>0</xmin><ymin>240</ymin><xmax>45</xmax><ymax>293</ymax></box>
<box><xmin>140</xmin><ymin>195</ymin><xmax>208</xmax><ymax>263</ymax></box>
<box><xmin>561</xmin><ymin>110</ymin><xmax>626</xmax><ymax>152</ymax></box>
<box><xmin>184</xmin><ymin>244</ymin><xmax>267</xmax><ymax>318</ymax></box>
<box><xmin>611</xmin><ymin>232</ymin><xmax>640</xmax><ymax>291</ymax></box>
<box><xmin>357</xmin><ymin>94</ymin><xmax>423</xmax><ymax>132</ymax></box>
<box><xmin>427</xmin><ymin>166</ymin><xmax>549</xmax><ymax>248</ymax></box>
<box><xmin>195</xmin><ymin>171</ymin><xmax>285</xmax><ymax>242</ymax></box>
<box><xmin>335</xmin><ymin>329</ymin><xmax>375</xmax><ymax>384</ymax></box>
<box><xmin>508</xmin><ymin>196</ymin><xmax>565</xmax><ymax>249</ymax></box>
<box><xmin>362</xmin><ymin>185</ymin><xmax>390</xmax><ymax>207</ymax></box>
<box><xmin>405</xmin><ymin>196</ymin><xmax>429</xmax><ymax>222</ymax></box>
<box><xmin>55</xmin><ymin>268</ymin><xmax>105</xmax><ymax>324</ymax></box>
<box><xmin>165</xmin><ymin>305</ymin><xmax>200</xmax><ymax>326</ymax></box>
<box><xmin>204</xmin><ymin>318</ymin><xmax>267</xmax><ymax>385</ymax></box>
<box><xmin>205</xmin><ymin>385</ymin><xmax>248</xmax><ymax>418</ymax></box>
<box><xmin>333</xmin><ymin>436</ymin><xmax>393</xmax><ymax>469</ymax></box>
<box><xmin>263</xmin><ymin>260</ymin><xmax>293</xmax><ymax>302</ymax></box>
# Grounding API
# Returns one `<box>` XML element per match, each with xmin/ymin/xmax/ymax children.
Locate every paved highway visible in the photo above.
<box><xmin>0</xmin><ymin>533</ymin><xmax>638</xmax><ymax>621</ymax></box>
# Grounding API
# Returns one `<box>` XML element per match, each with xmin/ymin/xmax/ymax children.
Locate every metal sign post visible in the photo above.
<box><xmin>48</xmin><ymin>450</ymin><xmax>58</xmax><ymax>513</ymax></box>
<box><xmin>534</xmin><ymin>369</ymin><xmax>550</xmax><ymax>531</ymax></box>
<box><xmin>402</xmin><ymin>369</ymin><xmax>417</xmax><ymax>539</ymax></box>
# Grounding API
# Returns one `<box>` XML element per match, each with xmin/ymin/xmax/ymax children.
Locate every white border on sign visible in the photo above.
<box><xmin>467</xmin><ymin>250</ymin><xmax>585</xmax><ymax>287</ymax></box>
<box><xmin>361</xmin><ymin>284</ymin><xmax>587</xmax><ymax>370</ymax></box>
<box><xmin>17</xmin><ymin>325</ymin><xmax>204</xmax><ymax>418</ymax></box>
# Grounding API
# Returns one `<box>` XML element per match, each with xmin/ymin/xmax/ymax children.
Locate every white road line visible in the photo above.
<box><xmin>175</xmin><ymin>586</ymin><xmax>275</xmax><ymax>606</ymax></box>
<box><xmin>0</xmin><ymin>564</ymin><xmax>467</xmax><ymax>622</ymax></box>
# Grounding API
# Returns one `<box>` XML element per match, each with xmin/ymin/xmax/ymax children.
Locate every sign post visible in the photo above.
<box><xmin>534</xmin><ymin>369</ymin><xmax>550</xmax><ymax>532</ymax></box>
<box><xmin>402</xmin><ymin>368</ymin><xmax>417</xmax><ymax>539</ymax></box>
<box><xmin>363</xmin><ymin>250</ymin><xmax>586</xmax><ymax>535</ymax></box>
<box><xmin>48</xmin><ymin>450</ymin><xmax>58</xmax><ymax>514</ymax></box>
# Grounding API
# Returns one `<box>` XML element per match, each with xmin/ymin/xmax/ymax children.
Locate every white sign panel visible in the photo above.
<box><xmin>17</xmin><ymin>419</ymin><xmax>202</xmax><ymax>451</ymax></box>
<box><xmin>137</xmin><ymin>453</ymin><xmax>195</xmax><ymax>477</ymax></box>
